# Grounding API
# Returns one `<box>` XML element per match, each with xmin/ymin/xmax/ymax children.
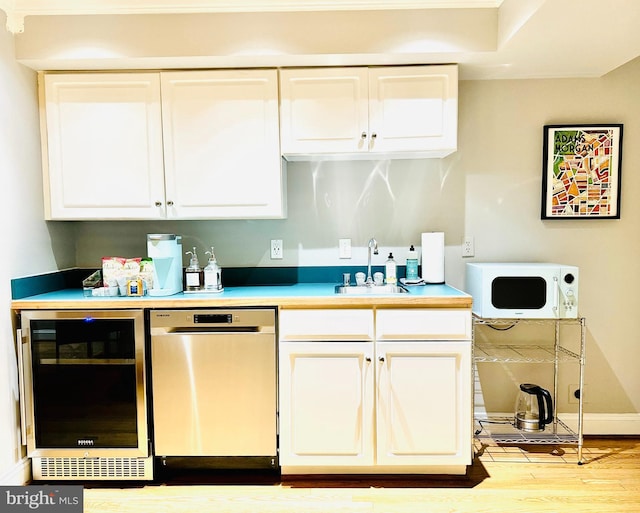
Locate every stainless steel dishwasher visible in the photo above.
<box><xmin>149</xmin><ymin>308</ymin><xmax>277</xmax><ymax>469</ymax></box>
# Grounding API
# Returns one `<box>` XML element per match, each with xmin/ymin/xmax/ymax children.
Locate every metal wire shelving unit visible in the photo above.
<box><xmin>472</xmin><ymin>316</ymin><xmax>586</xmax><ymax>464</ymax></box>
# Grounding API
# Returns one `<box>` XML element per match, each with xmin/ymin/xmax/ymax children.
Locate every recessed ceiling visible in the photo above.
<box><xmin>3</xmin><ymin>0</ymin><xmax>640</xmax><ymax>80</ymax></box>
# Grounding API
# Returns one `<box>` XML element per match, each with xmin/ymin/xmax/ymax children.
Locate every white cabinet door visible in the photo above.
<box><xmin>279</xmin><ymin>65</ymin><xmax>457</xmax><ymax>159</ymax></box>
<box><xmin>161</xmin><ymin>70</ymin><xmax>285</xmax><ymax>219</ymax></box>
<box><xmin>278</xmin><ymin>341</ymin><xmax>375</xmax><ymax>466</ymax></box>
<box><xmin>368</xmin><ymin>65</ymin><xmax>457</xmax><ymax>155</ymax></box>
<box><xmin>279</xmin><ymin>67</ymin><xmax>369</xmax><ymax>155</ymax></box>
<box><xmin>43</xmin><ymin>73</ymin><xmax>165</xmax><ymax>220</ymax></box>
<box><xmin>375</xmin><ymin>340</ymin><xmax>472</xmax><ymax>466</ymax></box>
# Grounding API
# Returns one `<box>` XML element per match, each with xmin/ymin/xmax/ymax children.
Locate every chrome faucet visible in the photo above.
<box><xmin>366</xmin><ymin>238</ymin><xmax>379</xmax><ymax>285</ymax></box>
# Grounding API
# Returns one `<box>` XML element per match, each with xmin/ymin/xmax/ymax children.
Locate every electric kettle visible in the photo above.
<box><xmin>514</xmin><ymin>383</ymin><xmax>554</xmax><ymax>432</ymax></box>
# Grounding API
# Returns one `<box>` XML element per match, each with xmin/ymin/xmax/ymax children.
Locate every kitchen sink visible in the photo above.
<box><xmin>334</xmin><ymin>284</ymin><xmax>408</xmax><ymax>295</ymax></box>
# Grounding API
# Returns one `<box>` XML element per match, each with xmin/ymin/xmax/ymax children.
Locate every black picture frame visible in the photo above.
<box><xmin>541</xmin><ymin>124</ymin><xmax>623</xmax><ymax>219</ymax></box>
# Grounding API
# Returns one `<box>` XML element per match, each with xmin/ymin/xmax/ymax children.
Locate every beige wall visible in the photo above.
<box><xmin>71</xmin><ymin>60</ymin><xmax>640</xmax><ymax>421</ymax></box>
<box><xmin>459</xmin><ymin>66</ymin><xmax>640</xmax><ymax>416</ymax></box>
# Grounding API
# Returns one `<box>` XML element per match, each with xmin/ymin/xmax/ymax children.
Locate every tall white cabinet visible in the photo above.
<box><xmin>278</xmin><ymin>307</ymin><xmax>472</xmax><ymax>474</ymax></box>
<box><xmin>42</xmin><ymin>73</ymin><xmax>166</xmax><ymax>220</ymax></box>
<box><xmin>160</xmin><ymin>70</ymin><xmax>284</xmax><ymax>219</ymax></box>
<box><xmin>41</xmin><ymin>70</ymin><xmax>286</xmax><ymax>220</ymax></box>
<box><xmin>279</xmin><ymin>65</ymin><xmax>457</xmax><ymax>159</ymax></box>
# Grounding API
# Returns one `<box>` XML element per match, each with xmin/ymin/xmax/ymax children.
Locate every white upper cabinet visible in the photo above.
<box><xmin>160</xmin><ymin>70</ymin><xmax>285</xmax><ymax>219</ymax></box>
<box><xmin>368</xmin><ymin>66</ymin><xmax>458</xmax><ymax>155</ymax></box>
<box><xmin>279</xmin><ymin>68</ymin><xmax>369</xmax><ymax>155</ymax></box>
<box><xmin>279</xmin><ymin>65</ymin><xmax>457</xmax><ymax>160</ymax></box>
<box><xmin>42</xmin><ymin>70</ymin><xmax>285</xmax><ymax>220</ymax></box>
<box><xmin>42</xmin><ymin>73</ymin><xmax>165</xmax><ymax>220</ymax></box>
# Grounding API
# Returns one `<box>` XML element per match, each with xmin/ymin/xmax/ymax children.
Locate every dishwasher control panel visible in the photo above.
<box><xmin>193</xmin><ymin>313</ymin><xmax>232</xmax><ymax>324</ymax></box>
<box><xmin>150</xmin><ymin>308</ymin><xmax>275</xmax><ymax>331</ymax></box>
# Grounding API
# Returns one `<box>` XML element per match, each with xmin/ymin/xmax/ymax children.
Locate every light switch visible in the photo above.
<box><xmin>339</xmin><ymin>239</ymin><xmax>352</xmax><ymax>259</ymax></box>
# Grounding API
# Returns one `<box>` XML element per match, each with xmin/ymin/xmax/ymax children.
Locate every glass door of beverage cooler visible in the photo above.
<box><xmin>20</xmin><ymin>310</ymin><xmax>148</xmax><ymax>458</ymax></box>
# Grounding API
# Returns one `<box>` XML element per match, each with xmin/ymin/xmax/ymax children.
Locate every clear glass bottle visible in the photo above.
<box><xmin>204</xmin><ymin>247</ymin><xmax>222</xmax><ymax>292</ymax></box>
<box><xmin>184</xmin><ymin>247</ymin><xmax>203</xmax><ymax>291</ymax></box>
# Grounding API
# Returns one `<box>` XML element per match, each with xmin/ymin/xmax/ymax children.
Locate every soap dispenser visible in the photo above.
<box><xmin>184</xmin><ymin>247</ymin><xmax>204</xmax><ymax>292</ymax></box>
<box><xmin>385</xmin><ymin>253</ymin><xmax>397</xmax><ymax>285</ymax></box>
<box><xmin>406</xmin><ymin>245</ymin><xmax>419</xmax><ymax>281</ymax></box>
<box><xmin>204</xmin><ymin>247</ymin><xmax>223</xmax><ymax>292</ymax></box>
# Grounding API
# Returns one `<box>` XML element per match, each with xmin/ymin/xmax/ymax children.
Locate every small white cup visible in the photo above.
<box><xmin>373</xmin><ymin>272</ymin><xmax>384</xmax><ymax>286</ymax></box>
<box><xmin>355</xmin><ymin>272</ymin><xmax>366</xmax><ymax>286</ymax></box>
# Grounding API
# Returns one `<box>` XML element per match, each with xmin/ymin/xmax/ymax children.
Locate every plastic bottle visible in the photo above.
<box><xmin>184</xmin><ymin>247</ymin><xmax>203</xmax><ymax>291</ymax></box>
<box><xmin>385</xmin><ymin>253</ymin><xmax>397</xmax><ymax>284</ymax></box>
<box><xmin>406</xmin><ymin>245</ymin><xmax>419</xmax><ymax>281</ymax></box>
<box><xmin>204</xmin><ymin>247</ymin><xmax>223</xmax><ymax>292</ymax></box>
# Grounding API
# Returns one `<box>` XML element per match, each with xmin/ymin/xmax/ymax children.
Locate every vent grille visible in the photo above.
<box><xmin>34</xmin><ymin>457</ymin><xmax>153</xmax><ymax>480</ymax></box>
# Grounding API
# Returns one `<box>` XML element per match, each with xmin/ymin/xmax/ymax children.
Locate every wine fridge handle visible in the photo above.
<box><xmin>16</xmin><ymin>329</ymin><xmax>27</xmax><ymax>445</ymax></box>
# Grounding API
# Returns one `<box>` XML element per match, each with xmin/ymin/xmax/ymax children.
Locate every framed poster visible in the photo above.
<box><xmin>541</xmin><ymin>124</ymin><xmax>623</xmax><ymax>219</ymax></box>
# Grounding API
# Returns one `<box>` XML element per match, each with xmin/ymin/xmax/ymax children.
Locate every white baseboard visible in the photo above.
<box><xmin>0</xmin><ymin>457</ymin><xmax>31</xmax><ymax>485</ymax></box>
<box><xmin>562</xmin><ymin>413</ymin><xmax>640</xmax><ymax>435</ymax></box>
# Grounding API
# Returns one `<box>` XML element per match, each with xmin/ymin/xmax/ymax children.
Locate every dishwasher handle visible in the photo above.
<box><xmin>150</xmin><ymin>326</ymin><xmax>275</xmax><ymax>336</ymax></box>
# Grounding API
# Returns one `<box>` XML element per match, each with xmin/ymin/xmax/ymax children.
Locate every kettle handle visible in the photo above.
<box><xmin>538</xmin><ymin>387</ymin><xmax>554</xmax><ymax>426</ymax></box>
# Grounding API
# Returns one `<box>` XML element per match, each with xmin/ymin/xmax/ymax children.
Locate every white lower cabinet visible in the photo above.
<box><xmin>278</xmin><ymin>340</ymin><xmax>375</xmax><ymax>467</ymax></box>
<box><xmin>376</xmin><ymin>340</ymin><xmax>472</xmax><ymax>467</ymax></box>
<box><xmin>278</xmin><ymin>308</ymin><xmax>472</xmax><ymax>474</ymax></box>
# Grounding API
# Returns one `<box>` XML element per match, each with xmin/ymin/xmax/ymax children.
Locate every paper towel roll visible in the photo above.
<box><xmin>421</xmin><ymin>232</ymin><xmax>445</xmax><ymax>284</ymax></box>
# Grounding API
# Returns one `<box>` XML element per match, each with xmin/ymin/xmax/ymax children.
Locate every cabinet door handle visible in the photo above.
<box><xmin>378</xmin><ymin>356</ymin><xmax>385</xmax><ymax>362</ymax></box>
<box><xmin>371</xmin><ymin>132</ymin><xmax>377</xmax><ymax>139</ymax></box>
<box><xmin>155</xmin><ymin>201</ymin><xmax>162</xmax><ymax>207</ymax></box>
<box><xmin>167</xmin><ymin>200</ymin><xmax>174</xmax><ymax>207</ymax></box>
<box><xmin>365</xmin><ymin>357</ymin><xmax>372</xmax><ymax>363</ymax></box>
<box><xmin>361</xmin><ymin>132</ymin><xmax>367</xmax><ymax>139</ymax></box>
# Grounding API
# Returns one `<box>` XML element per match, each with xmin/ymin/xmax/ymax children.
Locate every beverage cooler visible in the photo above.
<box><xmin>18</xmin><ymin>310</ymin><xmax>153</xmax><ymax>480</ymax></box>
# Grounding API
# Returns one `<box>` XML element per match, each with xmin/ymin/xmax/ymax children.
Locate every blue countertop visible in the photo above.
<box><xmin>11</xmin><ymin>282</ymin><xmax>471</xmax><ymax>309</ymax></box>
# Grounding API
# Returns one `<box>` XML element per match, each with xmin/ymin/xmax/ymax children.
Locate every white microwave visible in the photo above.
<box><xmin>465</xmin><ymin>263</ymin><xmax>579</xmax><ymax>319</ymax></box>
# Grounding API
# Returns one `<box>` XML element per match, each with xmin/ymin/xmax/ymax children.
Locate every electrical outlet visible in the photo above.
<box><xmin>270</xmin><ymin>239</ymin><xmax>283</xmax><ymax>259</ymax></box>
<box><xmin>462</xmin><ymin>236</ymin><xmax>475</xmax><ymax>257</ymax></box>
<box><xmin>568</xmin><ymin>384</ymin><xmax>589</xmax><ymax>404</ymax></box>
<box><xmin>339</xmin><ymin>238</ymin><xmax>352</xmax><ymax>259</ymax></box>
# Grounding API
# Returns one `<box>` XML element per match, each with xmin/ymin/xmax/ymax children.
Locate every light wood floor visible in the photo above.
<box><xmin>84</xmin><ymin>437</ymin><xmax>640</xmax><ymax>513</ymax></box>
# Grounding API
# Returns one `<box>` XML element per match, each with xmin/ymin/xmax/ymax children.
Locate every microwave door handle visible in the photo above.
<box><xmin>552</xmin><ymin>276</ymin><xmax>560</xmax><ymax>317</ymax></box>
